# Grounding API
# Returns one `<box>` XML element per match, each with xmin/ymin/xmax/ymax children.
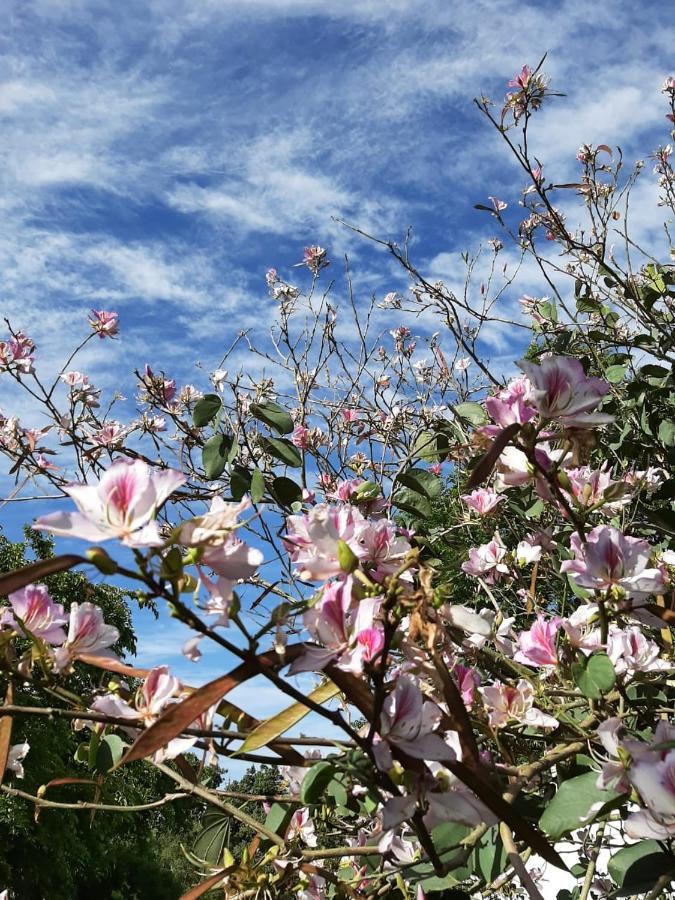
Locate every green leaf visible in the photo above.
<box><xmin>250</xmin><ymin>468</ymin><xmax>265</xmax><ymax>504</ymax></box>
<box><xmin>396</xmin><ymin>467</ymin><xmax>442</xmax><ymax>499</ymax></box>
<box><xmin>270</xmin><ymin>476</ymin><xmax>303</xmax><ymax>508</ymax></box>
<box><xmin>571</xmin><ymin>652</ymin><xmax>616</xmax><ymax>699</ymax></box>
<box><xmin>239</xmin><ymin>681</ymin><xmax>341</xmax><ymax>753</ymax></box>
<box><xmin>230</xmin><ymin>466</ymin><xmax>252</xmax><ymax>501</ymax></box>
<box><xmin>471</xmin><ymin>826</ymin><xmax>508</xmax><ymax>882</ymax></box>
<box><xmin>576</xmin><ymin>296</ymin><xmax>601</xmax><ymax>314</ymax></box>
<box><xmin>454</xmin><ymin>402</ymin><xmax>488</xmax><ymax>427</ymax></box>
<box><xmin>649</xmin><ymin>507</ymin><xmax>675</xmax><ymax>536</ymax></box>
<box><xmin>567</xmin><ymin>574</ymin><xmax>592</xmax><ymax>600</ymax></box>
<box><xmin>193</xmin><ymin>812</ymin><xmax>230</xmax><ymax>865</ymax></box>
<box><xmin>354</xmin><ymin>481</ymin><xmax>382</xmax><ymax>501</ymax></box>
<box><xmin>413</xmin><ymin>430</ymin><xmax>451</xmax><ymax>462</ymax></box>
<box><xmin>392</xmin><ymin>486</ymin><xmax>432</xmax><ymax>519</ymax></box>
<box><xmin>250</xmin><ymin>401</ymin><xmax>294</xmax><ymax>435</ymax></box>
<box><xmin>325</xmin><ymin>774</ymin><xmax>350</xmax><ymax>809</ymax></box>
<box><xmin>202</xmin><ymin>434</ymin><xmax>232</xmax><ymax>480</ymax></box>
<box><xmin>538</xmin><ymin>300</ymin><xmax>558</xmax><ymax>323</ymax></box>
<box><xmin>658</xmin><ymin>419</ymin><xmax>675</xmax><ymax>447</ymax></box>
<box><xmin>540</xmin><ymin>772</ymin><xmax>618</xmax><ymax>840</ymax></box>
<box><xmin>193</xmin><ymin>394</ymin><xmax>222</xmax><ymax>428</ymax></box>
<box><xmin>300</xmin><ymin>761</ymin><xmax>337</xmax><ymax>805</ymax></box>
<box><xmin>260</xmin><ymin>802</ymin><xmax>293</xmax><ymax>851</ymax></box>
<box><xmin>608</xmin><ymin>840</ymin><xmax>675</xmax><ymax>894</ymax></box>
<box><xmin>605</xmin><ymin>365</ymin><xmax>626</xmax><ymax>384</ymax></box>
<box><xmin>337</xmin><ymin>539</ymin><xmax>359</xmax><ymax>573</ymax></box>
<box><xmin>260</xmin><ymin>437</ymin><xmax>302</xmax><ymax>468</ymax></box>
<box><xmin>96</xmin><ymin>733</ymin><xmax>125</xmax><ymax>772</ymax></box>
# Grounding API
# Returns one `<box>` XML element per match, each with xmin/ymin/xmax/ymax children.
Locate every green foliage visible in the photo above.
<box><xmin>0</xmin><ymin>528</ymin><xmax>204</xmax><ymax>899</ymax></box>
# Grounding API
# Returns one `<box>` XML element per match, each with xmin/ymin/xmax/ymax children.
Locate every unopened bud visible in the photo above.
<box><xmin>86</xmin><ymin>547</ymin><xmax>118</xmax><ymax>575</ymax></box>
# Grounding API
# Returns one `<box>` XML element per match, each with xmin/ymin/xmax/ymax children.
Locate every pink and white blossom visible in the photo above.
<box><xmin>89</xmin><ymin>309</ymin><xmax>119</xmax><ymax>339</ymax></box>
<box><xmin>287</xmin><ymin>807</ymin><xmax>318</xmax><ymax>847</ymax></box>
<box><xmin>561</xmin><ymin>525</ymin><xmax>665</xmax><ymax>600</ymax></box>
<box><xmin>289</xmin><ymin>577</ymin><xmax>382</xmax><ymax>675</ymax></box>
<box><xmin>518</xmin><ymin>356</ymin><xmax>613</xmax><ymax>427</ymax></box>
<box><xmin>514</xmin><ymin>615</ymin><xmax>561</xmax><ymax>668</ymax></box>
<box><xmin>481</xmin><ymin>679</ymin><xmax>558</xmax><ymax>730</ymax></box>
<box><xmin>461</xmin><ymin>533</ymin><xmax>509</xmax><ymax>583</ymax></box>
<box><xmin>5</xmin><ymin>741</ymin><xmax>29</xmax><ymax>779</ymax></box>
<box><xmin>53</xmin><ymin>602</ymin><xmax>119</xmax><ymax>672</ymax></box>
<box><xmin>373</xmin><ymin>676</ymin><xmax>456</xmax><ymax>770</ymax></box>
<box><xmin>1</xmin><ymin>583</ymin><xmax>68</xmax><ymax>645</ymax></box>
<box><xmin>461</xmin><ymin>488</ymin><xmax>505</xmax><ymax>516</ymax></box>
<box><xmin>34</xmin><ymin>459</ymin><xmax>186</xmax><ymax>547</ymax></box>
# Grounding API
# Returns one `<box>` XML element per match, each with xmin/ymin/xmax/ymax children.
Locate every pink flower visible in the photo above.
<box><xmin>514</xmin><ymin>615</ymin><xmax>561</xmax><ymax>667</ymax></box>
<box><xmin>562</xmin><ymin>465</ymin><xmax>628</xmax><ymax>509</ymax></box>
<box><xmin>291</xmin><ymin>425</ymin><xmax>311</xmax><ymax>449</ymax></box>
<box><xmin>454</xmin><ymin>357</ymin><xmax>471</xmax><ymax>372</ymax></box>
<box><xmin>606</xmin><ymin>625</ymin><xmax>670</xmax><ymax>677</ymax></box>
<box><xmin>507</xmin><ymin>65</ymin><xmax>532</xmax><ymax>89</ymax></box>
<box><xmin>287</xmin><ymin>807</ymin><xmax>317</xmax><ymax>846</ymax></box>
<box><xmin>2</xmin><ymin>583</ymin><xmax>68</xmax><ymax>644</ymax></box>
<box><xmin>288</xmin><ymin>577</ymin><xmax>382</xmax><ymax>674</ymax></box>
<box><xmin>488</xmin><ymin>196</ymin><xmax>507</xmax><ymax>213</ymax></box>
<box><xmin>0</xmin><ymin>333</ymin><xmax>35</xmax><ymax>373</ymax></box>
<box><xmin>481</xmin><ymin>679</ymin><xmax>557</xmax><ymax>729</ymax></box>
<box><xmin>299</xmin><ymin>246</ymin><xmax>328</xmax><ymax>275</ymax></box>
<box><xmin>626</xmin><ymin>725</ymin><xmax>675</xmax><ymax>839</ymax></box>
<box><xmin>373</xmin><ymin>676</ymin><xmax>456</xmax><ymax>770</ymax></box>
<box><xmin>89</xmin><ymin>422</ymin><xmax>126</xmax><ymax>448</ymax></box>
<box><xmin>200</xmin><ymin>536</ymin><xmax>263</xmax><ymax>580</ymax></box>
<box><xmin>89</xmin><ymin>309</ymin><xmax>119</xmax><ymax>339</ymax></box>
<box><xmin>461</xmin><ymin>533</ymin><xmax>509</xmax><ymax>583</ymax></box>
<box><xmin>356</xmin><ymin>627</ymin><xmax>385</xmax><ymax>664</ymax></box>
<box><xmin>515</xmin><ymin>539</ymin><xmax>542</xmax><ymax>567</ymax></box>
<box><xmin>179</xmin><ymin>496</ymin><xmax>250</xmax><ymax>548</ymax></box>
<box><xmin>91</xmin><ymin>666</ymin><xmax>211</xmax><ymax>761</ymax></box>
<box><xmin>452</xmin><ymin>663</ymin><xmax>480</xmax><ymax>708</ymax></box>
<box><xmin>60</xmin><ymin>370</ymin><xmax>87</xmax><ymax>387</ymax></box>
<box><xmin>53</xmin><ymin>602</ymin><xmax>119</xmax><ymax>672</ymax></box>
<box><xmin>34</xmin><ymin>459</ymin><xmax>186</xmax><ymax>547</ymax></box>
<box><xmin>518</xmin><ymin>356</ymin><xmax>613</xmax><ymax>427</ymax></box>
<box><xmin>484</xmin><ymin>375</ymin><xmax>537</xmax><ymax>435</ymax></box>
<box><xmin>461</xmin><ymin>488</ymin><xmax>504</xmax><ymax>516</ymax></box>
<box><xmin>561</xmin><ymin>525</ymin><xmax>665</xmax><ymax>600</ymax></box>
<box><xmin>284</xmin><ymin>504</ymin><xmax>411</xmax><ymax>583</ymax></box>
<box><xmin>5</xmin><ymin>741</ymin><xmax>29</xmax><ymax>779</ymax></box>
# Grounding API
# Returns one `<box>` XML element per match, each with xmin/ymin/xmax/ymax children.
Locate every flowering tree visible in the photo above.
<box><xmin>1</xmin><ymin>62</ymin><xmax>675</xmax><ymax>899</ymax></box>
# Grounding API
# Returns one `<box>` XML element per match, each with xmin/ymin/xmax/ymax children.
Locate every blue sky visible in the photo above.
<box><xmin>1</xmin><ymin>0</ymin><xmax>674</xmax><ymax>770</ymax></box>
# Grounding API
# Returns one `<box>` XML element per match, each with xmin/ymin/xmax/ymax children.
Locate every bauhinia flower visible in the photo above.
<box><xmin>561</xmin><ymin>525</ymin><xmax>666</xmax><ymax>600</ymax></box>
<box><xmin>373</xmin><ymin>676</ymin><xmax>456</xmax><ymax>770</ymax></box>
<box><xmin>4</xmin><ymin>741</ymin><xmax>30</xmax><ymax>779</ymax></box>
<box><xmin>34</xmin><ymin>459</ymin><xmax>186</xmax><ymax>547</ymax></box>
<box><xmin>484</xmin><ymin>375</ymin><xmax>537</xmax><ymax>436</ymax></box>
<box><xmin>514</xmin><ymin>615</ymin><xmax>561</xmax><ymax>667</ymax></box>
<box><xmin>624</xmin><ymin>721</ymin><xmax>675</xmax><ymax>839</ymax></box>
<box><xmin>53</xmin><ymin>602</ymin><xmax>119</xmax><ymax>672</ymax></box>
<box><xmin>1</xmin><ymin>583</ymin><xmax>68</xmax><ymax>644</ymax></box>
<box><xmin>286</xmin><ymin>807</ymin><xmax>318</xmax><ymax>847</ymax></box>
<box><xmin>288</xmin><ymin>577</ymin><xmax>383</xmax><ymax>674</ymax></box>
<box><xmin>461</xmin><ymin>533</ymin><xmax>509</xmax><ymax>583</ymax></box>
<box><xmin>89</xmin><ymin>309</ymin><xmax>119</xmax><ymax>338</ymax></box>
<box><xmin>518</xmin><ymin>355</ymin><xmax>613</xmax><ymax>427</ymax></box>
<box><xmin>606</xmin><ymin>625</ymin><xmax>671</xmax><ymax>677</ymax></box>
<box><xmin>284</xmin><ymin>503</ymin><xmax>411</xmax><ymax>583</ymax></box>
<box><xmin>480</xmin><ymin>679</ymin><xmax>558</xmax><ymax>730</ymax></box>
<box><xmin>91</xmin><ymin>665</ymin><xmax>212</xmax><ymax>761</ymax></box>
<box><xmin>461</xmin><ymin>488</ymin><xmax>505</xmax><ymax>516</ymax></box>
